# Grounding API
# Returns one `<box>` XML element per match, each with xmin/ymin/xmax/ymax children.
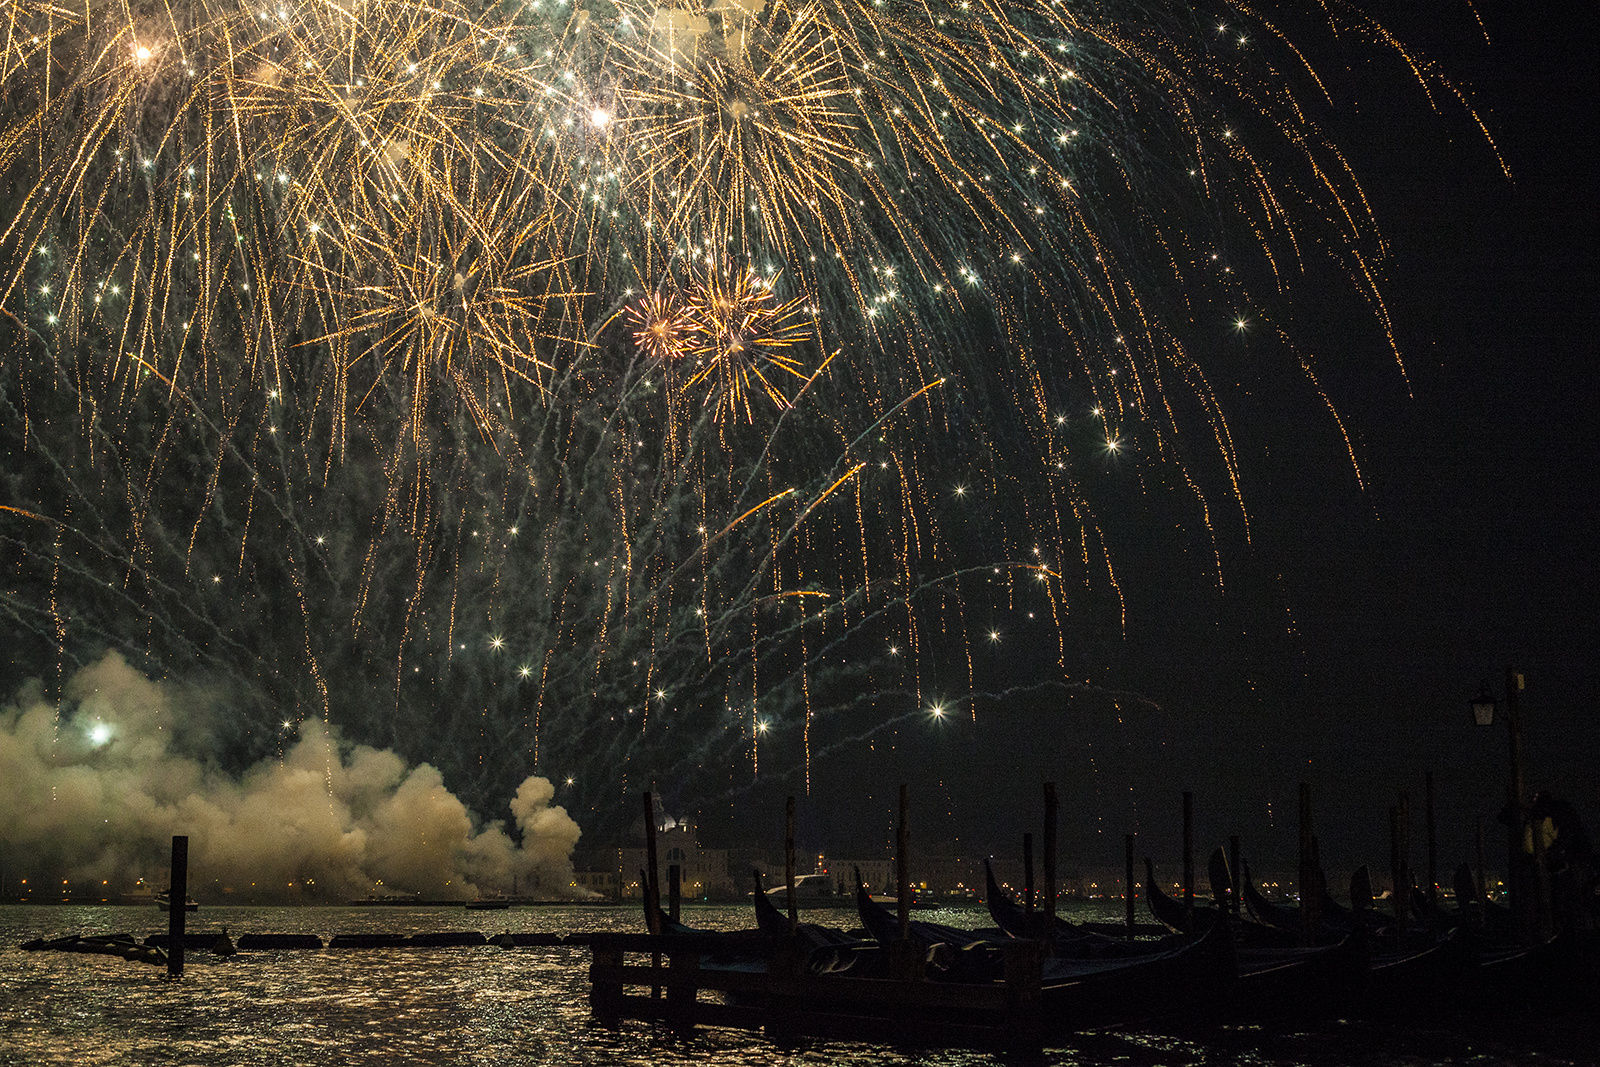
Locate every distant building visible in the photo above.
<box><xmin>833</xmin><ymin>854</ymin><xmax>978</xmax><ymax>901</ymax></box>
<box><xmin>834</xmin><ymin>858</ymin><xmax>895</xmax><ymax>897</ymax></box>
<box><xmin>618</xmin><ymin>818</ymin><xmax>734</xmax><ymax>900</ymax></box>
<box><xmin>571</xmin><ymin>868</ymin><xmax>621</xmax><ymax>901</ymax></box>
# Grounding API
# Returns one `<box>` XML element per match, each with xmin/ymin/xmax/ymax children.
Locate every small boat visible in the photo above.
<box><xmin>155</xmin><ymin>893</ymin><xmax>198</xmax><ymax>912</ymax></box>
<box><xmin>1143</xmin><ymin>858</ymin><xmax>1220</xmax><ymax>934</ymax></box>
<box><xmin>1238</xmin><ymin>859</ymin><xmax>1360</xmax><ymax>941</ymax></box>
<box><xmin>1451</xmin><ymin>862</ymin><xmax>1513</xmax><ymax>937</ymax></box>
<box><xmin>762</xmin><ymin>871</ymin><xmax>846</xmax><ymax>906</ymax></box>
<box><xmin>983</xmin><ymin>859</ymin><xmax>1150</xmax><ymax>958</ymax></box>
<box><xmin>753</xmin><ymin>871</ymin><xmax>878</xmax><ymax>974</ymax></box>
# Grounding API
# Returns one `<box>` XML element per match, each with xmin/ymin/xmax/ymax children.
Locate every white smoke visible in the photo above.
<box><xmin>0</xmin><ymin>653</ymin><xmax>582</xmax><ymax>901</ymax></box>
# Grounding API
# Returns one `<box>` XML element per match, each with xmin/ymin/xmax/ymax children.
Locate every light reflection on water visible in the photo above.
<box><xmin>0</xmin><ymin>904</ymin><xmax>1581</xmax><ymax>1066</ymax></box>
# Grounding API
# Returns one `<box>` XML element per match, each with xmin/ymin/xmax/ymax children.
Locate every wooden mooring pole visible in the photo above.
<box><xmin>785</xmin><ymin>795</ymin><xmax>798</xmax><ymax>932</ymax></box>
<box><xmin>1299</xmin><ymin>782</ymin><xmax>1319</xmax><ymax>945</ymax></box>
<box><xmin>167</xmin><ymin>835</ymin><xmax>187</xmax><ymax>979</ymax></box>
<box><xmin>1182</xmin><ymin>791</ymin><xmax>1194</xmax><ymax>930</ymax></box>
<box><xmin>1124</xmin><ymin>833</ymin><xmax>1135</xmax><ymax>939</ymax></box>
<box><xmin>668</xmin><ymin>864</ymin><xmax>681</xmax><ymax>923</ymax></box>
<box><xmin>642</xmin><ymin>792</ymin><xmax>661</xmax><ymax>934</ymax></box>
<box><xmin>1042</xmin><ymin>783</ymin><xmax>1057</xmax><ymax>957</ymax></box>
<box><xmin>1475</xmin><ymin>815</ymin><xmax>1487</xmax><ymax>902</ymax></box>
<box><xmin>897</xmin><ymin>784</ymin><xmax>911</xmax><ymax>943</ymax></box>
<box><xmin>1022</xmin><ymin>832</ymin><xmax>1035</xmax><ymax>914</ymax></box>
<box><xmin>1229</xmin><ymin>835</ymin><xmax>1242</xmax><ymax>917</ymax></box>
<box><xmin>1391</xmin><ymin>792</ymin><xmax>1411</xmax><ymax>931</ymax></box>
<box><xmin>1425</xmin><ymin>772</ymin><xmax>1438</xmax><ymax>909</ymax></box>
<box><xmin>643</xmin><ymin>791</ymin><xmax>661</xmax><ymax>998</ymax></box>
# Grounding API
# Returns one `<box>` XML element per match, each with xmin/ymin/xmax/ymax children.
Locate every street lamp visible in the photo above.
<box><xmin>1471</xmin><ymin>668</ymin><xmax>1546</xmax><ymax>942</ymax></box>
<box><xmin>1470</xmin><ymin>685</ymin><xmax>1496</xmax><ymax>727</ymax></box>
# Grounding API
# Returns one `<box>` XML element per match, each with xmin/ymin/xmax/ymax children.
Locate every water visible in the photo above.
<box><xmin>0</xmin><ymin>903</ymin><xmax>1587</xmax><ymax>1066</ymax></box>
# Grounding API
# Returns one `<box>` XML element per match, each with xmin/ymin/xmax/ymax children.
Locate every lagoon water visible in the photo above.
<box><xmin>0</xmin><ymin>903</ymin><xmax>1587</xmax><ymax>1066</ymax></box>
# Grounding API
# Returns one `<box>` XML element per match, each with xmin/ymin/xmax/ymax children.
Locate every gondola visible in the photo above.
<box><xmin>1238</xmin><ymin>859</ymin><xmax>1359</xmax><ymax>942</ymax></box>
<box><xmin>752</xmin><ymin>871</ymin><xmax>879</xmax><ymax>975</ymax></box>
<box><xmin>638</xmin><ymin>869</ymin><xmax>774</xmax><ymax>984</ymax></box>
<box><xmin>1228</xmin><ymin>930</ymin><xmax>1370</xmax><ymax>1019</ymax></box>
<box><xmin>982</xmin><ymin>859</ymin><xmax>1149</xmax><ymax>958</ymax></box>
<box><xmin>858</xmin><ymin>870</ymin><xmax>1236</xmax><ymax>1020</ymax></box>
<box><xmin>1031</xmin><ymin>914</ymin><xmax>1236</xmax><ymax>1024</ymax></box>
<box><xmin>1143</xmin><ymin>858</ymin><xmax>1222</xmax><ymax>934</ymax></box>
<box><xmin>854</xmin><ymin>875</ymin><xmax>1010</xmax><ymax>981</ymax></box>
<box><xmin>1451</xmin><ymin>862</ymin><xmax>1514</xmax><ymax>938</ymax></box>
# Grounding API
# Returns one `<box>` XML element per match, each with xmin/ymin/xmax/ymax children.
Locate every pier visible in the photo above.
<box><xmin>587</xmin><ymin>930</ymin><xmax>1051</xmax><ymax>1048</ymax></box>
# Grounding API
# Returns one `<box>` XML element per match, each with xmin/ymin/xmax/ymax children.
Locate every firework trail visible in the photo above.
<box><xmin>0</xmin><ymin>0</ymin><xmax>1491</xmax><ymax>833</ymax></box>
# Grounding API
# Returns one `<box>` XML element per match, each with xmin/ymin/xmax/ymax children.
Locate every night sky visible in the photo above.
<box><xmin>2</xmin><ymin>1</ymin><xmax>1592</xmax><ymax>897</ymax></box>
<box><xmin>710</xmin><ymin>2</ymin><xmax>1599</xmax><ymax>885</ymax></box>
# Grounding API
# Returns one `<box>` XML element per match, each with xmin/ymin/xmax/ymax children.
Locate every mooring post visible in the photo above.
<box><xmin>642</xmin><ymin>792</ymin><xmax>661</xmax><ymax>935</ymax></box>
<box><xmin>784</xmin><ymin>795</ymin><xmax>798</xmax><ymax>932</ymax></box>
<box><xmin>1182</xmin><ymin>791</ymin><xmax>1194</xmax><ymax>930</ymax></box>
<box><xmin>668</xmin><ymin>864</ymin><xmax>681</xmax><ymax>923</ymax></box>
<box><xmin>666</xmin><ymin>946</ymin><xmax>700</xmax><ymax>1031</ymax></box>
<box><xmin>167</xmin><ymin>835</ymin><xmax>187</xmax><ymax>979</ymax></box>
<box><xmin>1229</xmin><ymin>835</ymin><xmax>1242</xmax><ymax>917</ymax></box>
<box><xmin>1389</xmin><ymin>804</ymin><xmax>1406</xmax><ymax>930</ymax></box>
<box><xmin>1425</xmin><ymin>772</ymin><xmax>1438</xmax><ymax>909</ymax></box>
<box><xmin>1311</xmin><ymin>835</ymin><xmax>1323</xmax><ymax>925</ymax></box>
<box><xmin>897</xmin><ymin>784</ymin><xmax>911</xmax><ymax>944</ymax></box>
<box><xmin>1042</xmin><ymin>782</ymin><xmax>1057</xmax><ymax>957</ymax></box>
<box><xmin>1022</xmin><ymin>832</ymin><xmax>1035</xmax><ymax>914</ymax></box>
<box><xmin>1475</xmin><ymin>815</ymin><xmax>1487</xmax><ymax>903</ymax></box>
<box><xmin>643</xmin><ymin>791</ymin><xmax>661</xmax><ymax>999</ymax></box>
<box><xmin>1393</xmin><ymin>792</ymin><xmax>1412</xmax><ymax>930</ymax></box>
<box><xmin>1299</xmin><ymin>782</ymin><xmax>1317</xmax><ymax>945</ymax></box>
<box><xmin>1124</xmin><ymin>833</ymin><xmax>1135</xmax><ymax>939</ymax></box>
<box><xmin>589</xmin><ymin>942</ymin><xmax>625</xmax><ymax>1021</ymax></box>
<box><xmin>1503</xmin><ymin>668</ymin><xmax>1551</xmax><ymax>942</ymax></box>
<box><xmin>1002</xmin><ymin>937</ymin><xmax>1044</xmax><ymax>1052</ymax></box>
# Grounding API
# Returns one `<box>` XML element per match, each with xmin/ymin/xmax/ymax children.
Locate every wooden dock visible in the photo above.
<box><xmin>587</xmin><ymin>931</ymin><xmax>1053</xmax><ymax>1048</ymax></box>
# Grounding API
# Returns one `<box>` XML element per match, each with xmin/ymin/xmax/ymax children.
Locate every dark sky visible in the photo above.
<box><xmin>692</xmin><ymin>2</ymin><xmax>1599</xmax><ymax>887</ymax></box>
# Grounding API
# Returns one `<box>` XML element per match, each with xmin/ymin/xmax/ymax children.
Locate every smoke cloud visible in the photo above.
<box><xmin>0</xmin><ymin>653</ymin><xmax>582</xmax><ymax>901</ymax></box>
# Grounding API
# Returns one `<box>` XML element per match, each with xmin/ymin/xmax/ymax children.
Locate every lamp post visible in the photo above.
<box><xmin>1471</xmin><ymin>668</ymin><xmax>1547</xmax><ymax>942</ymax></box>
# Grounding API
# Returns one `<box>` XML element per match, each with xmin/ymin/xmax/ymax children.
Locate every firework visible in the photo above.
<box><xmin>0</xmin><ymin>0</ymin><xmax>1492</xmax><ymax>829</ymax></box>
